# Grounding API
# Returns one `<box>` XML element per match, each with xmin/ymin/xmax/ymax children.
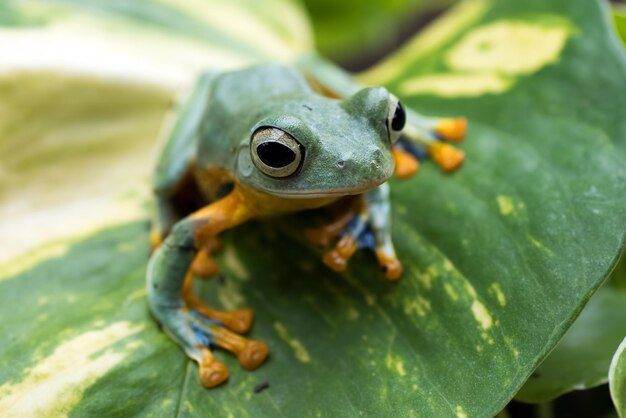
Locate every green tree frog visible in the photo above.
<box><xmin>148</xmin><ymin>55</ymin><xmax>466</xmax><ymax>389</ymax></box>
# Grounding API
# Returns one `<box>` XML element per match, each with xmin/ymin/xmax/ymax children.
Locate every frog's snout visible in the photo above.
<box><xmin>370</xmin><ymin>149</ymin><xmax>384</xmax><ymax>170</ymax></box>
<box><xmin>334</xmin><ymin>147</ymin><xmax>393</xmax><ymax>185</ymax></box>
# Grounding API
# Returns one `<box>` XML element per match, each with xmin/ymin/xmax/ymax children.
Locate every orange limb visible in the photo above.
<box><xmin>191</xmin><ymin>248</ymin><xmax>220</xmax><ymax>278</ymax></box>
<box><xmin>375</xmin><ymin>249</ymin><xmax>403</xmax><ymax>281</ymax></box>
<box><xmin>391</xmin><ymin>147</ymin><xmax>420</xmax><ymax>179</ymax></box>
<box><xmin>199</xmin><ymin>347</ymin><xmax>229</xmax><ymax>388</ymax></box>
<box><xmin>190</xmin><ymin>188</ymin><xmax>253</xmax><ymax>248</ymax></box>
<box><xmin>428</xmin><ymin>142</ymin><xmax>465</xmax><ymax>173</ymax></box>
<box><xmin>322</xmin><ymin>235</ymin><xmax>359</xmax><ymax>272</ymax></box>
<box><xmin>183</xmin><ymin>273</ymin><xmax>254</xmax><ymax>334</ymax></box>
<box><xmin>211</xmin><ymin>326</ymin><xmax>269</xmax><ymax>370</ymax></box>
<box><xmin>434</xmin><ymin>117</ymin><xmax>467</xmax><ymax>142</ymax></box>
<box><xmin>304</xmin><ymin>198</ymin><xmax>362</xmax><ymax>248</ymax></box>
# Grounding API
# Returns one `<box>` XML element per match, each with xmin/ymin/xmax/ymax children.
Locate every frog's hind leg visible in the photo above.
<box><xmin>147</xmin><ymin>187</ymin><xmax>268</xmax><ymax>388</ymax></box>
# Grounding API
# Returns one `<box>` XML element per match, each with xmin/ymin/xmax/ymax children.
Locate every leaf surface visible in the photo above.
<box><xmin>515</xmin><ymin>256</ymin><xmax>626</xmax><ymax>402</ymax></box>
<box><xmin>1</xmin><ymin>0</ymin><xmax>626</xmax><ymax>417</ymax></box>
<box><xmin>611</xmin><ymin>337</ymin><xmax>626</xmax><ymax>417</ymax></box>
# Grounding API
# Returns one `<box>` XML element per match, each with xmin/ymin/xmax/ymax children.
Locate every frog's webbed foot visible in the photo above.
<box><xmin>185</xmin><ymin>238</ymin><xmax>253</xmax><ymax>333</ymax></box>
<box><xmin>307</xmin><ymin>184</ymin><xmax>402</xmax><ymax>280</ymax></box>
<box><xmin>394</xmin><ymin>113</ymin><xmax>467</xmax><ymax>178</ymax></box>
<box><xmin>183</xmin><ymin>272</ymin><xmax>253</xmax><ymax>334</ymax></box>
<box><xmin>154</xmin><ymin>303</ymin><xmax>268</xmax><ymax>388</ymax></box>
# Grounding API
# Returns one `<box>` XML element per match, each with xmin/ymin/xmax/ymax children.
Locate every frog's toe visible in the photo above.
<box><xmin>193</xmin><ymin>314</ymin><xmax>269</xmax><ymax>371</ymax></box>
<box><xmin>199</xmin><ymin>347</ymin><xmax>230</xmax><ymax>388</ymax></box>
<box><xmin>427</xmin><ymin>142</ymin><xmax>465</xmax><ymax>173</ymax></box>
<box><xmin>229</xmin><ymin>308</ymin><xmax>254</xmax><ymax>334</ymax></box>
<box><xmin>433</xmin><ymin>117</ymin><xmax>467</xmax><ymax>142</ymax></box>
<box><xmin>391</xmin><ymin>147</ymin><xmax>420</xmax><ymax>179</ymax></box>
<box><xmin>322</xmin><ymin>235</ymin><xmax>358</xmax><ymax>272</ymax></box>
<box><xmin>305</xmin><ymin>209</ymin><xmax>355</xmax><ymax>248</ymax></box>
<box><xmin>191</xmin><ymin>249</ymin><xmax>219</xmax><ymax>278</ymax></box>
<box><xmin>237</xmin><ymin>339</ymin><xmax>270</xmax><ymax>370</ymax></box>
<box><xmin>201</xmin><ymin>307</ymin><xmax>253</xmax><ymax>334</ymax></box>
<box><xmin>376</xmin><ymin>249</ymin><xmax>403</xmax><ymax>281</ymax></box>
<box><xmin>184</xmin><ymin>286</ymin><xmax>254</xmax><ymax>333</ymax></box>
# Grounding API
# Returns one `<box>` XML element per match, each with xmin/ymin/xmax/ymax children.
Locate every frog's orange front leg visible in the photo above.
<box><xmin>147</xmin><ymin>185</ymin><xmax>268</xmax><ymax>388</ymax></box>
<box><xmin>310</xmin><ymin>184</ymin><xmax>403</xmax><ymax>281</ymax></box>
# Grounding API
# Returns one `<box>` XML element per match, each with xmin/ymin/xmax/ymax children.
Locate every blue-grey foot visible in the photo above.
<box><xmin>157</xmin><ymin>307</ymin><xmax>268</xmax><ymax>389</ymax></box>
<box><xmin>320</xmin><ymin>211</ymin><xmax>403</xmax><ymax>281</ymax></box>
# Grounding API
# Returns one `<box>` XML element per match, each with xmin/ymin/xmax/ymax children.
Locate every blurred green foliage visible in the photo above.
<box><xmin>301</xmin><ymin>0</ymin><xmax>454</xmax><ymax>69</ymax></box>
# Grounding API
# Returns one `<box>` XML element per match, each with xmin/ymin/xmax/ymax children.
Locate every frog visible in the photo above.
<box><xmin>147</xmin><ymin>54</ymin><xmax>466</xmax><ymax>389</ymax></box>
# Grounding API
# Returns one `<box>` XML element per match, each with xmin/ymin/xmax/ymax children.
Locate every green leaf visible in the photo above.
<box><xmin>614</xmin><ymin>5</ymin><xmax>626</xmax><ymax>46</ymax></box>
<box><xmin>0</xmin><ymin>0</ymin><xmax>312</xmax><ymax>87</ymax></box>
<box><xmin>610</xmin><ymin>337</ymin><xmax>626</xmax><ymax>417</ymax></box>
<box><xmin>2</xmin><ymin>0</ymin><xmax>626</xmax><ymax>417</ymax></box>
<box><xmin>515</xmin><ymin>256</ymin><xmax>626</xmax><ymax>403</ymax></box>
<box><xmin>300</xmin><ymin>0</ymin><xmax>453</xmax><ymax>66</ymax></box>
<box><xmin>0</xmin><ymin>0</ymin><xmax>311</xmax><ymax>262</ymax></box>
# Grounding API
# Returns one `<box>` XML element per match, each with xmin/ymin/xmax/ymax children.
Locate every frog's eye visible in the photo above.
<box><xmin>251</xmin><ymin>127</ymin><xmax>303</xmax><ymax>178</ymax></box>
<box><xmin>386</xmin><ymin>94</ymin><xmax>406</xmax><ymax>143</ymax></box>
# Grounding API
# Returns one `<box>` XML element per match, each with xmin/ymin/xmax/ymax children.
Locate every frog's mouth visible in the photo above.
<box><xmin>267</xmin><ymin>177</ymin><xmax>388</xmax><ymax>199</ymax></box>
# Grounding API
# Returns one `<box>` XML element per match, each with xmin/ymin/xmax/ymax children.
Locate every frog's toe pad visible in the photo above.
<box><xmin>428</xmin><ymin>142</ymin><xmax>465</xmax><ymax>173</ymax></box>
<box><xmin>200</xmin><ymin>355</ymin><xmax>230</xmax><ymax>388</ymax></box>
<box><xmin>322</xmin><ymin>249</ymin><xmax>349</xmax><ymax>272</ymax></box>
<box><xmin>434</xmin><ymin>117</ymin><xmax>467</xmax><ymax>142</ymax></box>
<box><xmin>392</xmin><ymin>147</ymin><xmax>420</xmax><ymax>179</ymax></box>
<box><xmin>376</xmin><ymin>250</ymin><xmax>403</xmax><ymax>281</ymax></box>
<box><xmin>322</xmin><ymin>237</ymin><xmax>358</xmax><ymax>272</ymax></box>
<box><xmin>237</xmin><ymin>340</ymin><xmax>269</xmax><ymax>370</ymax></box>
<box><xmin>227</xmin><ymin>308</ymin><xmax>254</xmax><ymax>334</ymax></box>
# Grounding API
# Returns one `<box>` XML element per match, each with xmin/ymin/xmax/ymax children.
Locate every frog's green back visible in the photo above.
<box><xmin>153</xmin><ymin>72</ymin><xmax>218</xmax><ymax>196</ymax></box>
<box><xmin>197</xmin><ymin>65</ymin><xmax>313</xmax><ymax>170</ymax></box>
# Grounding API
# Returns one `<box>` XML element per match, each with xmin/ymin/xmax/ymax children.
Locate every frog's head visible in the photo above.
<box><xmin>235</xmin><ymin>87</ymin><xmax>405</xmax><ymax>198</ymax></box>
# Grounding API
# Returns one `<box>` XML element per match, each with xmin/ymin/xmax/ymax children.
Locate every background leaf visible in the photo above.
<box><xmin>610</xmin><ymin>337</ymin><xmax>626</xmax><ymax>417</ymax></box>
<box><xmin>0</xmin><ymin>0</ymin><xmax>311</xmax><ymax>264</ymax></box>
<box><xmin>300</xmin><ymin>0</ymin><xmax>454</xmax><ymax>69</ymax></box>
<box><xmin>515</xmin><ymin>254</ymin><xmax>626</xmax><ymax>402</ymax></box>
<box><xmin>2</xmin><ymin>0</ymin><xmax>626</xmax><ymax>417</ymax></box>
<box><xmin>614</xmin><ymin>4</ymin><xmax>626</xmax><ymax>45</ymax></box>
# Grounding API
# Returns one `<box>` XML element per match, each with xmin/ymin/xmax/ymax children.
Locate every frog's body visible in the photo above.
<box><xmin>148</xmin><ymin>58</ymin><xmax>467</xmax><ymax>388</ymax></box>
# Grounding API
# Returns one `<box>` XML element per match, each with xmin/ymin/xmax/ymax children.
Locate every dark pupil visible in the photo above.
<box><xmin>391</xmin><ymin>102</ymin><xmax>406</xmax><ymax>131</ymax></box>
<box><xmin>257</xmin><ymin>142</ymin><xmax>296</xmax><ymax>168</ymax></box>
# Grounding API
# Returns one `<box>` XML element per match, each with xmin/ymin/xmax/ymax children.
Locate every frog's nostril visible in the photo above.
<box><xmin>370</xmin><ymin>149</ymin><xmax>383</xmax><ymax>170</ymax></box>
<box><xmin>336</xmin><ymin>160</ymin><xmax>346</xmax><ymax>169</ymax></box>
